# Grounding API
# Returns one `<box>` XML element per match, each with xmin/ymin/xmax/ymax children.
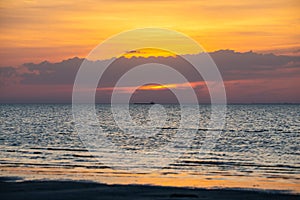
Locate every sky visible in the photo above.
<box><xmin>0</xmin><ymin>0</ymin><xmax>299</xmax><ymax>103</ymax></box>
<box><xmin>0</xmin><ymin>0</ymin><xmax>299</xmax><ymax>65</ymax></box>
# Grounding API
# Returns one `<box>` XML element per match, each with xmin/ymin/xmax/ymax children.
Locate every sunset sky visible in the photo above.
<box><xmin>0</xmin><ymin>0</ymin><xmax>299</xmax><ymax>66</ymax></box>
<box><xmin>0</xmin><ymin>0</ymin><xmax>299</xmax><ymax>103</ymax></box>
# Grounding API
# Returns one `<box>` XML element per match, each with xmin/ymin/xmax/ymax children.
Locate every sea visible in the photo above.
<box><xmin>0</xmin><ymin>104</ymin><xmax>299</xmax><ymax>193</ymax></box>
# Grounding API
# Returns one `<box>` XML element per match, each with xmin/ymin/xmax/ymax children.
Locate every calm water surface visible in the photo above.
<box><xmin>0</xmin><ymin>104</ymin><xmax>299</xmax><ymax>193</ymax></box>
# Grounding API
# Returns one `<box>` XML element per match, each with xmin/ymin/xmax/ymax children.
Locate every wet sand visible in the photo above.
<box><xmin>1</xmin><ymin>179</ymin><xmax>299</xmax><ymax>200</ymax></box>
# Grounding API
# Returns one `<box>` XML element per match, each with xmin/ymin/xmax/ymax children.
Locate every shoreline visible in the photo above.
<box><xmin>1</xmin><ymin>178</ymin><xmax>299</xmax><ymax>200</ymax></box>
<box><xmin>2</xmin><ymin>167</ymin><xmax>299</xmax><ymax>194</ymax></box>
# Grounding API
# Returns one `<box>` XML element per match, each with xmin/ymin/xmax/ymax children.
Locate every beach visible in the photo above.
<box><xmin>1</xmin><ymin>179</ymin><xmax>299</xmax><ymax>200</ymax></box>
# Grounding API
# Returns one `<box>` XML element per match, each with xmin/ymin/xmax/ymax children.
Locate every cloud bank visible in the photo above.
<box><xmin>1</xmin><ymin>50</ymin><xmax>299</xmax><ymax>103</ymax></box>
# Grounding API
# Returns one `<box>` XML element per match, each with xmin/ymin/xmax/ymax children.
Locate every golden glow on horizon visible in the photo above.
<box><xmin>121</xmin><ymin>48</ymin><xmax>177</xmax><ymax>58</ymax></box>
<box><xmin>96</xmin><ymin>81</ymin><xmax>206</xmax><ymax>93</ymax></box>
<box><xmin>139</xmin><ymin>84</ymin><xmax>178</xmax><ymax>90</ymax></box>
<box><xmin>0</xmin><ymin>0</ymin><xmax>299</xmax><ymax>65</ymax></box>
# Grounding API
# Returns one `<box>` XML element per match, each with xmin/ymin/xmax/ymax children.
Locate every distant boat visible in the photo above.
<box><xmin>133</xmin><ymin>101</ymin><xmax>155</xmax><ymax>105</ymax></box>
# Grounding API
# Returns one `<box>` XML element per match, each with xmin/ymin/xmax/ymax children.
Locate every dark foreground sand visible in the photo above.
<box><xmin>1</xmin><ymin>179</ymin><xmax>299</xmax><ymax>200</ymax></box>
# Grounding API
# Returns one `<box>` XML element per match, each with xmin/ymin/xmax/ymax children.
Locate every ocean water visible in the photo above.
<box><xmin>0</xmin><ymin>104</ymin><xmax>299</xmax><ymax>193</ymax></box>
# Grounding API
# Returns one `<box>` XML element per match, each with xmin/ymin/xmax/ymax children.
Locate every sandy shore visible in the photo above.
<box><xmin>0</xmin><ymin>178</ymin><xmax>299</xmax><ymax>200</ymax></box>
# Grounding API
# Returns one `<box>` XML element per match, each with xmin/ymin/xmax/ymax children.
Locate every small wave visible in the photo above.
<box><xmin>29</xmin><ymin>147</ymin><xmax>88</xmax><ymax>152</ymax></box>
<box><xmin>172</xmin><ymin>160</ymin><xmax>300</xmax><ymax>170</ymax></box>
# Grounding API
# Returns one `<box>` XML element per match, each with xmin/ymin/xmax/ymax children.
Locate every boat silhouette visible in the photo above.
<box><xmin>133</xmin><ymin>101</ymin><xmax>155</xmax><ymax>105</ymax></box>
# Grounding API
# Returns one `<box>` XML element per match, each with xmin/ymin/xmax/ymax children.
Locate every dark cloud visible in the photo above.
<box><xmin>210</xmin><ymin>50</ymin><xmax>300</xmax><ymax>80</ymax></box>
<box><xmin>20</xmin><ymin>57</ymin><xmax>84</xmax><ymax>85</ymax></box>
<box><xmin>0</xmin><ymin>66</ymin><xmax>18</xmax><ymax>86</ymax></box>
<box><xmin>211</xmin><ymin>49</ymin><xmax>299</xmax><ymax>69</ymax></box>
<box><xmin>14</xmin><ymin>50</ymin><xmax>300</xmax><ymax>86</ymax></box>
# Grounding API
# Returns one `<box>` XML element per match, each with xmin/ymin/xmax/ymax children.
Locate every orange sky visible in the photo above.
<box><xmin>0</xmin><ymin>0</ymin><xmax>299</xmax><ymax>66</ymax></box>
